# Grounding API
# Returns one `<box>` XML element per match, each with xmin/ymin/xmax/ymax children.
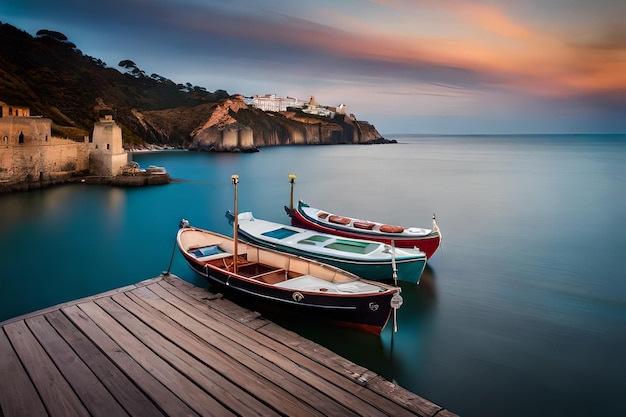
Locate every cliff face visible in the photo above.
<box><xmin>1</xmin><ymin>22</ymin><xmax>392</xmax><ymax>152</ymax></box>
<box><xmin>178</xmin><ymin>96</ymin><xmax>388</xmax><ymax>152</ymax></box>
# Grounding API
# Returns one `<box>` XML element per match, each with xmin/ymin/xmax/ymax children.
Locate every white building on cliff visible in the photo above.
<box><xmin>247</xmin><ymin>94</ymin><xmax>307</xmax><ymax>112</ymax></box>
<box><xmin>247</xmin><ymin>94</ymin><xmax>354</xmax><ymax>120</ymax></box>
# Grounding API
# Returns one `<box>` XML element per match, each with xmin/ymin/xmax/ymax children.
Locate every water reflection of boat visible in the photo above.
<box><xmin>290</xmin><ymin>265</ymin><xmax>439</xmax><ymax>383</ymax></box>
<box><xmin>414</xmin><ymin>263</ymin><xmax>437</xmax><ymax>299</ymax></box>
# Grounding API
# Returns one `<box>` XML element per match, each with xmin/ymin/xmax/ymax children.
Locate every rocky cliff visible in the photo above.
<box><xmin>1</xmin><ymin>22</ymin><xmax>393</xmax><ymax>152</ymax></box>
<box><xmin>155</xmin><ymin>95</ymin><xmax>392</xmax><ymax>152</ymax></box>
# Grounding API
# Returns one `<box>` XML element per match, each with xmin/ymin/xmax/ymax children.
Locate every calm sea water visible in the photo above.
<box><xmin>1</xmin><ymin>134</ymin><xmax>625</xmax><ymax>416</ymax></box>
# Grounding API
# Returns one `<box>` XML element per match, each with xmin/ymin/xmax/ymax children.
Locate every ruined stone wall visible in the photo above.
<box><xmin>1</xmin><ymin>117</ymin><xmax>50</xmax><ymax>144</ymax></box>
<box><xmin>0</xmin><ymin>101</ymin><xmax>30</xmax><ymax>118</ymax></box>
<box><xmin>0</xmin><ymin>117</ymin><xmax>89</xmax><ymax>188</ymax></box>
<box><xmin>0</xmin><ymin>139</ymin><xmax>90</xmax><ymax>184</ymax></box>
<box><xmin>43</xmin><ymin>137</ymin><xmax>90</xmax><ymax>173</ymax></box>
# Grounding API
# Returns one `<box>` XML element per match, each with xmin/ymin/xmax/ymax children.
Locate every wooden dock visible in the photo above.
<box><xmin>0</xmin><ymin>274</ymin><xmax>457</xmax><ymax>417</ymax></box>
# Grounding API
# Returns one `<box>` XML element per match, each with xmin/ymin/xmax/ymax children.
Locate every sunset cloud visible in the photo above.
<box><xmin>1</xmin><ymin>0</ymin><xmax>624</xmax><ymax>133</ymax></box>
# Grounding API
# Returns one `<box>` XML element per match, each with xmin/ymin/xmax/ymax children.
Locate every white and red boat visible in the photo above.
<box><xmin>285</xmin><ymin>200</ymin><xmax>441</xmax><ymax>259</ymax></box>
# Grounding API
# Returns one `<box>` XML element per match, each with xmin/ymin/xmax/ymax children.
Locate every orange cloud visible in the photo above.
<box><xmin>369</xmin><ymin>0</ymin><xmax>536</xmax><ymax>41</ymax></box>
<box><xmin>451</xmin><ymin>2</ymin><xmax>536</xmax><ymax>41</ymax></box>
<box><xmin>230</xmin><ymin>1</ymin><xmax>625</xmax><ymax>100</ymax></box>
<box><xmin>367</xmin><ymin>1</ymin><xmax>626</xmax><ymax>96</ymax></box>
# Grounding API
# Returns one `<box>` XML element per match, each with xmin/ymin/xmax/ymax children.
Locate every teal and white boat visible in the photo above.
<box><xmin>226</xmin><ymin>211</ymin><xmax>427</xmax><ymax>284</ymax></box>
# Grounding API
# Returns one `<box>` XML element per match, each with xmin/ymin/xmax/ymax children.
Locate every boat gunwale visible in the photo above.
<box><xmin>299</xmin><ymin>201</ymin><xmax>437</xmax><ymax>238</ymax></box>
<box><xmin>178</xmin><ymin>227</ymin><xmax>398</xmax><ymax>297</ymax></box>
<box><xmin>235</xmin><ymin>212</ymin><xmax>426</xmax><ymax>262</ymax></box>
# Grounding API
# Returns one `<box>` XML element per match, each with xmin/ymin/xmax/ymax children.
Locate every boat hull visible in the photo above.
<box><xmin>286</xmin><ymin>201</ymin><xmax>442</xmax><ymax>258</ymax></box>
<box><xmin>178</xmin><ymin>226</ymin><xmax>397</xmax><ymax>334</ymax></box>
<box><xmin>236</xmin><ymin>230</ymin><xmax>425</xmax><ymax>284</ymax></box>
<box><xmin>227</xmin><ymin>212</ymin><xmax>427</xmax><ymax>284</ymax></box>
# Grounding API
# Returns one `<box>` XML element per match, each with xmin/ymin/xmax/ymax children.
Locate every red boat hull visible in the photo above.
<box><xmin>286</xmin><ymin>204</ymin><xmax>442</xmax><ymax>259</ymax></box>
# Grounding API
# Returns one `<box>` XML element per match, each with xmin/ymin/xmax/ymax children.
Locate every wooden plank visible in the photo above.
<box><xmin>165</xmin><ymin>275</ymin><xmax>375</xmax><ymax>381</ymax></box>
<box><xmin>147</xmin><ymin>282</ymin><xmax>398</xmax><ymax>417</ymax></box>
<box><xmin>1</xmin><ymin>274</ymin><xmax>456</xmax><ymax>417</ymax></box>
<box><xmin>61</xmin><ymin>304</ymin><xmax>200</xmax><ymax>417</ymax></box>
<box><xmin>75</xmin><ymin>300</ymin><xmax>236</xmax><ymax>417</ymax></box>
<box><xmin>0</xmin><ymin>328</ymin><xmax>47</xmax><ymax>417</ymax></box>
<box><xmin>366</xmin><ymin>376</ymin><xmax>448</xmax><ymax>417</ymax></box>
<box><xmin>162</xmin><ymin>275</ymin><xmax>268</xmax><ymax>328</ymax></box>
<box><xmin>45</xmin><ymin>310</ymin><xmax>167</xmax><ymax>417</ymax></box>
<box><xmin>119</xmin><ymin>288</ymin><xmax>332</xmax><ymax>417</ymax></box>
<box><xmin>259</xmin><ymin>321</ymin><xmax>378</xmax><ymax>384</ymax></box>
<box><xmin>129</xmin><ymin>285</ymin><xmax>356</xmax><ymax>417</ymax></box>
<box><xmin>204</xmin><ymin>296</ymin><xmax>268</xmax><ymax>327</ymax></box>
<box><xmin>25</xmin><ymin>315</ymin><xmax>129</xmax><ymax>417</ymax></box>
<box><xmin>0</xmin><ymin>280</ymin><xmax>157</xmax><ymax>327</ymax></box>
<box><xmin>261</xmin><ymin>323</ymin><xmax>447</xmax><ymax>416</ymax></box>
<box><xmin>3</xmin><ymin>320</ymin><xmax>90</xmax><ymax>417</ymax></box>
<box><xmin>96</xmin><ymin>295</ymin><xmax>281</xmax><ymax>417</ymax></box>
<box><xmin>161</xmin><ymin>274</ymin><xmax>221</xmax><ymax>300</ymax></box>
<box><xmin>112</xmin><ymin>291</ymin><xmax>310</xmax><ymax>416</ymax></box>
<box><xmin>167</xmin><ymin>275</ymin><xmax>449</xmax><ymax>416</ymax></box>
<box><xmin>260</xmin><ymin>324</ymin><xmax>448</xmax><ymax>417</ymax></box>
<box><xmin>157</xmin><ymin>278</ymin><xmax>440</xmax><ymax>417</ymax></box>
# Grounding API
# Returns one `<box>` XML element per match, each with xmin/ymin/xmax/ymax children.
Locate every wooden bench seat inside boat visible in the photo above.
<box><xmin>254</xmin><ymin>269</ymin><xmax>287</xmax><ymax>284</ymax></box>
<box><xmin>205</xmin><ymin>254</ymin><xmax>253</xmax><ymax>270</ymax></box>
<box><xmin>380</xmin><ymin>224</ymin><xmax>404</xmax><ymax>233</ymax></box>
<box><xmin>236</xmin><ymin>263</ymin><xmax>287</xmax><ymax>284</ymax></box>
<box><xmin>353</xmin><ymin>221</ymin><xmax>375</xmax><ymax>230</ymax></box>
<box><xmin>328</xmin><ymin>215</ymin><xmax>351</xmax><ymax>225</ymax></box>
<box><xmin>317</xmin><ymin>211</ymin><xmax>329</xmax><ymax>219</ymax></box>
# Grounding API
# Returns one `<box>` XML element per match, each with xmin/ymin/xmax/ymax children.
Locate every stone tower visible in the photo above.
<box><xmin>89</xmin><ymin>115</ymin><xmax>129</xmax><ymax>176</ymax></box>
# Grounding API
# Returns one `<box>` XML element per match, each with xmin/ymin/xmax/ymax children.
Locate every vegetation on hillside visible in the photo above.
<box><xmin>1</xmin><ymin>22</ymin><xmax>386</xmax><ymax>150</ymax></box>
<box><xmin>0</xmin><ymin>22</ymin><xmax>225</xmax><ymax>144</ymax></box>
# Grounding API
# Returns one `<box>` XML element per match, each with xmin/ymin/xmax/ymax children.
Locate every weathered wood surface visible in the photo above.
<box><xmin>0</xmin><ymin>274</ymin><xmax>458</xmax><ymax>417</ymax></box>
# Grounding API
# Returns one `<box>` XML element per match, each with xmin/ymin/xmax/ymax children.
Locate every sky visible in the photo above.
<box><xmin>2</xmin><ymin>0</ymin><xmax>625</xmax><ymax>134</ymax></box>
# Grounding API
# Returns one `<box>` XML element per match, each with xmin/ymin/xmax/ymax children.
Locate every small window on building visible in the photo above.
<box><xmin>3</xmin><ymin>135</ymin><xmax>7</xmax><ymax>142</ymax></box>
<box><xmin>19</xmin><ymin>132</ymin><xmax>24</xmax><ymax>143</ymax></box>
<box><xmin>106</xmin><ymin>144</ymin><xmax>110</xmax><ymax>150</ymax></box>
<box><xmin>45</xmin><ymin>135</ymin><xmax>48</xmax><ymax>141</ymax></box>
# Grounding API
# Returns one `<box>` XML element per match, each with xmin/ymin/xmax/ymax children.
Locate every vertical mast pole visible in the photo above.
<box><xmin>289</xmin><ymin>174</ymin><xmax>296</xmax><ymax>210</ymax></box>
<box><xmin>231</xmin><ymin>174</ymin><xmax>239</xmax><ymax>275</ymax></box>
